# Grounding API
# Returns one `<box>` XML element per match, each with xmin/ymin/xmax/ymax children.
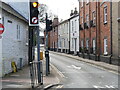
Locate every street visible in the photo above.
<box><xmin>50</xmin><ymin>52</ymin><xmax>119</xmax><ymax>89</ymax></box>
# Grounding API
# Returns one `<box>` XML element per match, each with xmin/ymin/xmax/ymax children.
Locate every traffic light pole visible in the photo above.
<box><xmin>36</xmin><ymin>26</ymin><xmax>42</xmax><ymax>84</ymax></box>
<box><xmin>45</xmin><ymin>13</ymin><xmax>50</xmax><ymax>76</ymax></box>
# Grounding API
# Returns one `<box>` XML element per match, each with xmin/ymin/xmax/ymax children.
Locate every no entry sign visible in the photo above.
<box><xmin>0</xmin><ymin>24</ymin><xmax>4</xmax><ymax>34</ymax></box>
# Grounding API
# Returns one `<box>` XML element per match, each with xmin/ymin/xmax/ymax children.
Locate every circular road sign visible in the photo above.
<box><xmin>0</xmin><ymin>23</ymin><xmax>4</xmax><ymax>34</ymax></box>
<box><xmin>32</xmin><ymin>17</ymin><xmax>38</xmax><ymax>24</ymax></box>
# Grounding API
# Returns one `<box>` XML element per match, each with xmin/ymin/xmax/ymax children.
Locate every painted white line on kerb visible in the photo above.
<box><xmin>50</xmin><ymin>63</ymin><xmax>65</xmax><ymax>78</ymax></box>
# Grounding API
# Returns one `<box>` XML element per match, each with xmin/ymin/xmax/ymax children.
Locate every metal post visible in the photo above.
<box><xmin>45</xmin><ymin>13</ymin><xmax>50</xmax><ymax>76</ymax></box>
<box><xmin>28</xmin><ymin>26</ymin><xmax>34</xmax><ymax>88</ymax></box>
<box><xmin>37</xmin><ymin>26</ymin><xmax>41</xmax><ymax>83</ymax></box>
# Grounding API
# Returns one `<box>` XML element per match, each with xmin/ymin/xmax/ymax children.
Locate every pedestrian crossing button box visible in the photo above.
<box><xmin>45</xmin><ymin>51</ymin><xmax>49</xmax><ymax>57</ymax></box>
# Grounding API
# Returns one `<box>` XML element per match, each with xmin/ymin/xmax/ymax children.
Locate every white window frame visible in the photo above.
<box><xmin>81</xmin><ymin>40</ymin><xmax>84</xmax><ymax>49</ymax></box>
<box><xmin>86</xmin><ymin>0</ymin><xmax>89</xmax><ymax>4</ymax></box>
<box><xmin>86</xmin><ymin>39</ymin><xmax>89</xmax><ymax>50</ymax></box>
<box><xmin>92</xmin><ymin>11</ymin><xmax>96</xmax><ymax>25</ymax></box>
<box><xmin>81</xmin><ymin>0</ymin><xmax>83</xmax><ymax>7</ymax></box>
<box><xmin>104</xmin><ymin>6</ymin><xmax>107</xmax><ymax>24</ymax></box>
<box><xmin>104</xmin><ymin>38</ymin><xmax>108</xmax><ymax>55</ymax></box>
<box><xmin>93</xmin><ymin>39</ymin><xmax>96</xmax><ymax>54</ymax></box>
<box><xmin>86</xmin><ymin>14</ymin><xmax>89</xmax><ymax>27</ymax></box>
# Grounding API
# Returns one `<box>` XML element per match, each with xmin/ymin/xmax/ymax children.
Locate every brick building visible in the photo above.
<box><xmin>50</xmin><ymin>18</ymin><xmax>59</xmax><ymax>51</ymax></box>
<box><xmin>79</xmin><ymin>0</ymin><xmax>120</xmax><ymax>65</ymax></box>
<box><xmin>44</xmin><ymin>18</ymin><xmax>59</xmax><ymax>51</ymax></box>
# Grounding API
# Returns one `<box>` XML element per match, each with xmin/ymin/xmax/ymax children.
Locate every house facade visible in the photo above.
<box><xmin>58</xmin><ymin>20</ymin><xmax>70</xmax><ymax>53</ymax></box>
<box><xmin>49</xmin><ymin>18</ymin><xmax>59</xmax><ymax>51</ymax></box>
<box><xmin>79</xmin><ymin>0</ymin><xmax>120</xmax><ymax>65</ymax></box>
<box><xmin>0</xmin><ymin>2</ymin><xmax>29</xmax><ymax>77</ymax></box>
<box><xmin>70</xmin><ymin>15</ymin><xmax>79</xmax><ymax>55</ymax></box>
<box><xmin>112</xmin><ymin>1</ymin><xmax>120</xmax><ymax>64</ymax></box>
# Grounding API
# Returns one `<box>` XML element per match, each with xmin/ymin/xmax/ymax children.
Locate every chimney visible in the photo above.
<box><xmin>74</xmin><ymin>7</ymin><xmax>78</xmax><ymax>15</ymax></box>
<box><xmin>70</xmin><ymin>10</ymin><xmax>74</xmax><ymax>16</ymax></box>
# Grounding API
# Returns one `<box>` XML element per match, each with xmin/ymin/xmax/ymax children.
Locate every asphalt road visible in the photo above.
<box><xmin>50</xmin><ymin>52</ymin><xmax>119</xmax><ymax>89</ymax></box>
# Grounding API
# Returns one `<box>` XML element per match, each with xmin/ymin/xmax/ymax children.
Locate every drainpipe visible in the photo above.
<box><xmin>78</xmin><ymin>0</ymin><xmax>80</xmax><ymax>56</ymax></box>
<box><xmin>69</xmin><ymin>19</ymin><xmax>70</xmax><ymax>54</ymax></box>
<box><xmin>95</xmin><ymin>2</ymin><xmax>98</xmax><ymax>61</ymax></box>
<box><xmin>88</xmin><ymin>2</ymin><xmax>91</xmax><ymax>59</ymax></box>
<box><xmin>110</xmin><ymin>1</ymin><xmax>112</xmax><ymax>64</ymax></box>
<box><xmin>83</xmin><ymin>1</ymin><xmax>85</xmax><ymax>58</ymax></box>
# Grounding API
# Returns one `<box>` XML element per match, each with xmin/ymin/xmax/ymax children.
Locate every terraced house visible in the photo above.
<box><xmin>78</xmin><ymin>0</ymin><xmax>120</xmax><ymax>65</ymax></box>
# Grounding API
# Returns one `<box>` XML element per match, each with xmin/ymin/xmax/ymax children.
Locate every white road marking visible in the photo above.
<box><xmin>71</xmin><ymin>65</ymin><xmax>81</xmax><ymax>70</ymax></box>
<box><xmin>67</xmin><ymin>65</ymin><xmax>81</xmax><ymax>70</ymax></box>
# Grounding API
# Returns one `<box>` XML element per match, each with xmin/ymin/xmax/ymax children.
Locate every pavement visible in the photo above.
<box><xmin>1</xmin><ymin>59</ymin><xmax>61</xmax><ymax>89</ymax></box>
<box><xmin>50</xmin><ymin>51</ymin><xmax>120</xmax><ymax>75</ymax></box>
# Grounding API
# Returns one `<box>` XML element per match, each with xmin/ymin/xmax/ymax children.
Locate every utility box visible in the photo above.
<box><xmin>40</xmin><ymin>52</ymin><xmax>43</xmax><ymax>60</ymax></box>
<box><xmin>45</xmin><ymin>51</ymin><xmax>49</xmax><ymax>57</ymax></box>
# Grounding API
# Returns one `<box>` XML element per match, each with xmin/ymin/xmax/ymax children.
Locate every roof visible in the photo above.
<box><xmin>0</xmin><ymin>1</ymin><xmax>28</xmax><ymax>23</ymax></box>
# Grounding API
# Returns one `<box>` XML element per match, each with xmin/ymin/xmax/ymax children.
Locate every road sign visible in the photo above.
<box><xmin>0</xmin><ymin>24</ymin><xmax>4</xmax><ymax>34</ymax></box>
<box><xmin>32</xmin><ymin>17</ymin><xmax>38</xmax><ymax>24</ymax></box>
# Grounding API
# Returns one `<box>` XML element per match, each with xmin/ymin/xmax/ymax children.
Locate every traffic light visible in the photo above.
<box><xmin>46</xmin><ymin>19</ymin><xmax>52</xmax><ymax>31</ymax></box>
<box><xmin>29</xmin><ymin>0</ymin><xmax>39</xmax><ymax>26</ymax></box>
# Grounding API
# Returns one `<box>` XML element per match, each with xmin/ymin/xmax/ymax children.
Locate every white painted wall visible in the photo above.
<box><xmin>1</xmin><ymin>9</ymin><xmax>28</xmax><ymax>76</ymax></box>
<box><xmin>70</xmin><ymin>15</ymin><xmax>79</xmax><ymax>53</ymax></box>
<box><xmin>58</xmin><ymin>20</ymin><xmax>69</xmax><ymax>52</ymax></box>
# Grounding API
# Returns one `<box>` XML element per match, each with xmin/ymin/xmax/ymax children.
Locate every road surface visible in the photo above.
<box><xmin>50</xmin><ymin>52</ymin><xmax>119</xmax><ymax>89</ymax></box>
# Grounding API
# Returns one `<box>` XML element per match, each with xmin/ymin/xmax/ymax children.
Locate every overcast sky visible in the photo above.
<box><xmin>39</xmin><ymin>0</ymin><xmax>79</xmax><ymax>20</ymax></box>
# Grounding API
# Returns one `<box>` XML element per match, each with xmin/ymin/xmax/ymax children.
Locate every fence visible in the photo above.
<box><xmin>29</xmin><ymin>61</ymin><xmax>43</xmax><ymax>88</ymax></box>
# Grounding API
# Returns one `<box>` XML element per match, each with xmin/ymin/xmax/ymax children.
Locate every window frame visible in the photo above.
<box><xmin>92</xmin><ymin>11</ymin><xmax>96</xmax><ymax>26</ymax></box>
<box><xmin>104</xmin><ymin>6</ymin><xmax>107</xmax><ymax>24</ymax></box>
<box><xmin>86</xmin><ymin>14</ymin><xmax>89</xmax><ymax>27</ymax></box>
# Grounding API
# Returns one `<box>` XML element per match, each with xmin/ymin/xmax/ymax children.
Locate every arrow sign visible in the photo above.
<box><xmin>0</xmin><ymin>24</ymin><xmax>4</xmax><ymax>34</ymax></box>
<box><xmin>32</xmin><ymin>17</ymin><xmax>38</xmax><ymax>24</ymax></box>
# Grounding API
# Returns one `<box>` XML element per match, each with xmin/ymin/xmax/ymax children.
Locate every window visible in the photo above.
<box><xmin>86</xmin><ymin>39</ymin><xmax>89</xmax><ymax>50</ymax></box>
<box><xmin>86</xmin><ymin>0</ymin><xmax>89</xmax><ymax>4</ymax></box>
<box><xmin>86</xmin><ymin>14</ymin><xmax>89</xmax><ymax>27</ymax></box>
<box><xmin>81</xmin><ymin>0</ymin><xmax>83</xmax><ymax>7</ymax></box>
<box><xmin>72</xmin><ymin>21</ymin><xmax>74</xmax><ymax>32</ymax></box>
<box><xmin>75</xmin><ymin>20</ymin><xmax>77</xmax><ymax>31</ymax></box>
<box><xmin>64</xmin><ymin>39</ymin><xmax>65</xmax><ymax>48</ymax></box>
<box><xmin>81</xmin><ymin>16</ymin><xmax>84</xmax><ymax>27</ymax></box>
<box><xmin>17</xmin><ymin>25</ymin><xmax>21</xmax><ymax>40</ymax></box>
<box><xmin>104</xmin><ymin>38</ymin><xmax>108</xmax><ymax>55</ymax></box>
<box><xmin>92</xmin><ymin>39</ymin><xmax>96</xmax><ymax>54</ymax></box>
<box><xmin>72</xmin><ymin>38</ymin><xmax>74</xmax><ymax>49</ymax></box>
<box><xmin>104</xmin><ymin>6</ymin><xmax>107</xmax><ymax>24</ymax></box>
<box><xmin>81</xmin><ymin>40</ymin><xmax>84</xmax><ymax>48</ymax></box>
<box><xmin>92</xmin><ymin>11</ymin><xmax>96</xmax><ymax>25</ymax></box>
